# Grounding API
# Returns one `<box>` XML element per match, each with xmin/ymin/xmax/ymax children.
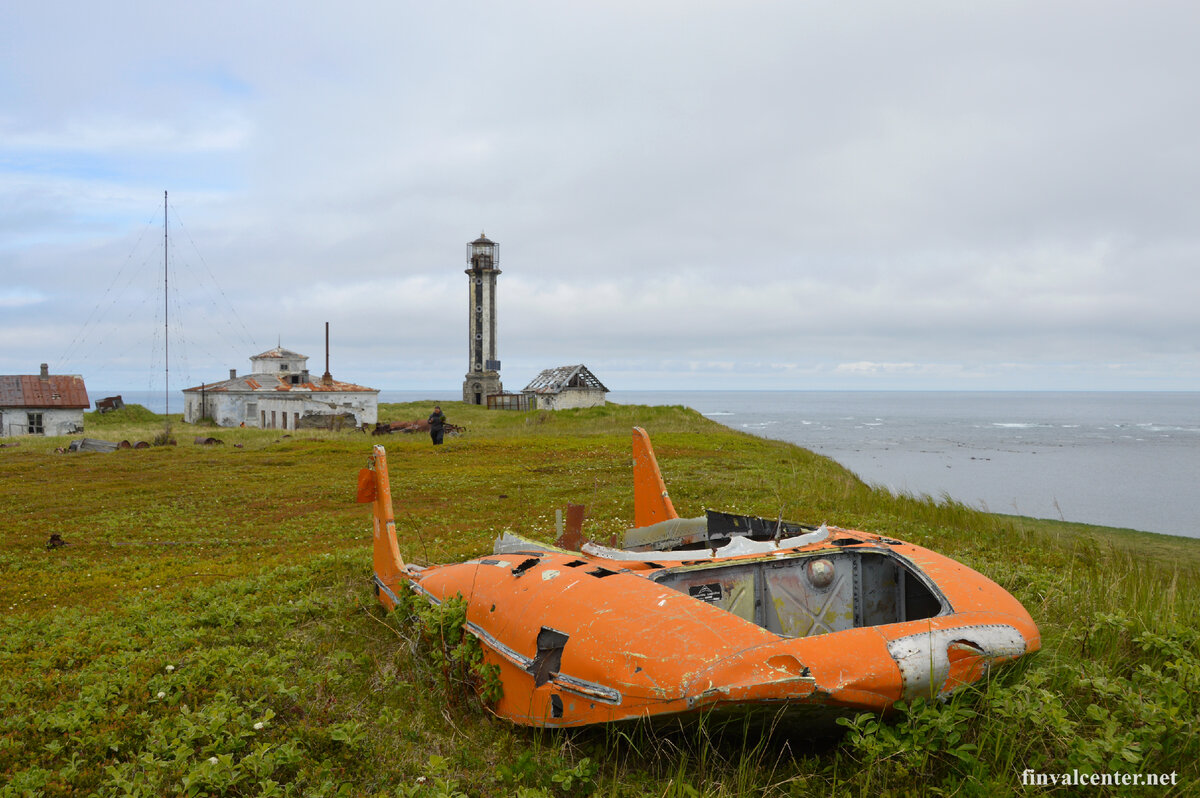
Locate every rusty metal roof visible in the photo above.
<box><xmin>183</xmin><ymin>372</ymin><xmax>376</xmax><ymax>394</ymax></box>
<box><xmin>522</xmin><ymin>365</ymin><xmax>609</xmax><ymax>394</ymax></box>
<box><xmin>0</xmin><ymin>374</ymin><xmax>90</xmax><ymax>409</ymax></box>
<box><xmin>250</xmin><ymin>346</ymin><xmax>307</xmax><ymax>360</ymax></box>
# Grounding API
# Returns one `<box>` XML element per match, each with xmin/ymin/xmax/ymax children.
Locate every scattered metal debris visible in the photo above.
<box><xmin>554</xmin><ymin>504</ymin><xmax>586</xmax><ymax>551</ymax></box>
<box><xmin>295</xmin><ymin>411</ymin><xmax>358</xmax><ymax>430</ymax></box>
<box><xmin>95</xmin><ymin>395</ymin><xmax>125</xmax><ymax>413</ymax></box>
<box><xmin>372</xmin><ymin>419</ymin><xmax>465</xmax><ymax>436</ymax></box>
<box><xmin>64</xmin><ymin>438</ymin><xmax>161</xmax><ymax>452</ymax></box>
<box><xmin>68</xmin><ymin>438</ymin><xmax>120</xmax><ymax>453</ymax></box>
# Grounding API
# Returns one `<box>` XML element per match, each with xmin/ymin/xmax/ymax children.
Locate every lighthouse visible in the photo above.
<box><xmin>463</xmin><ymin>233</ymin><xmax>503</xmax><ymax>405</ymax></box>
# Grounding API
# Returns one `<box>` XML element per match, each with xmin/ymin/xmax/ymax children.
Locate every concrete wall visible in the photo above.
<box><xmin>184</xmin><ymin>393</ymin><xmax>259</xmax><ymax>427</ymax></box>
<box><xmin>249</xmin><ymin>354</ymin><xmax>308</xmax><ymax>374</ymax></box>
<box><xmin>463</xmin><ymin>269</ymin><xmax>503</xmax><ymax>405</ymax></box>
<box><xmin>0</xmin><ymin>407</ymin><xmax>84</xmax><ymax>437</ymax></box>
<box><xmin>467</xmin><ymin>271</ymin><xmax>498</xmax><ymax>372</ymax></box>
<box><xmin>463</xmin><ymin>374</ymin><xmax>502</xmax><ymax>405</ymax></box>
<box><xmin>184</xmin><ymin>391</ymin><xmax>378</xmax><ymax>429</ymax></box>
<box><xmin>463</xmin><ymin>265</ymin><xmax>502</xmax><ymax>405</ymax></box>
<box><xmin>530</xmin><ymin>388</ymin><xmax>607</xmax><ymax>411</ymax></box>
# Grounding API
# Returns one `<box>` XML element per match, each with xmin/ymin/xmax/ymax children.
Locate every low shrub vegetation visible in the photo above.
<box><xmin>2</xmin><ymin>401</ymin><xmax>1197</xmax><ymax>796</ymax></box>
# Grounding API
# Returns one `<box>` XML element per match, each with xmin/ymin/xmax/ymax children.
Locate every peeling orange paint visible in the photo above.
<box><xmin>362</xmin><ymin>429</ymin><xmax>1040</xmax><ymax>729</ymax></box>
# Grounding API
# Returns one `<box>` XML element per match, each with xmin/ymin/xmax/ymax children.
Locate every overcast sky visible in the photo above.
<box><xmin>3</xmin><ymin>2</ymin><xmax>1199</xmax><ymax>394</ymax></box>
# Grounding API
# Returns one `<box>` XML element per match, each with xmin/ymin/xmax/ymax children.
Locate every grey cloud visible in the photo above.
<box><xmin>3</xmin><ymin>2</ymin><xmax>1199</xmax><ymax>391</ymax></box>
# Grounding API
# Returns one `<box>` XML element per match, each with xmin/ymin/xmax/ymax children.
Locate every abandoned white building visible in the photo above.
<box><xmin>522</xmin><ymin>365</ymin><xmax>609</xmax><ymax>410</ymax></box>
<box><xmin>0</xmin><ymin>364</ymin><xmax>90</xmax><ymax>437</ymax></box>
<box><xmin>182</xmin><ymin>346</ymin><xmax>379</xmax><ymax>429</ymax></box>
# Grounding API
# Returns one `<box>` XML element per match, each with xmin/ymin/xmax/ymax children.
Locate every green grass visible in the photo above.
<box><xmin>2</xmin><ymin>402</ymin><xmax>1197</xmax><ymax>796</ymax></box>
<box><xmin>82</xmin><ymin>404</ymin><xmax>164</xmax><ymax>429</ymax></box>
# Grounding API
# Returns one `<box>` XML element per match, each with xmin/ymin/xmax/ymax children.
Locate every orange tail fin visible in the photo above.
<box><xmin>358</xmin><ymin>444</ymin><xmax>407</xmax><ymax>610</ymax></box>
<box><xmin>632</xmin><ymin>427</ymin><xmax>679</xmax><ymax>528</ymax></box>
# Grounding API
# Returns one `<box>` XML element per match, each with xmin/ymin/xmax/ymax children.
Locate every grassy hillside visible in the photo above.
<box><xmin>2</xmin><ymin>402</ymin><xmax>1197</xmax><ymax>796</ymax></box>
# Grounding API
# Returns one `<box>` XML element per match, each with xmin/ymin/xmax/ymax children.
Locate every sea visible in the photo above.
<box><xmin>101</xmin><ymin>389</ymin><xmax>1198</xmax><ymax>539</ymax></box>
<box><xmin>609</xmin><ymin>391</ymin><xmax>1199</xmax><ymax>540</ymax></box>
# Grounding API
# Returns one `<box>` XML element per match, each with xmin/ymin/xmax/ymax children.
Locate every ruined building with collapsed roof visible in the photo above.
<box><xmin>521</xmin><ymin>364</ymin><xmax>609</xmax><ymax>410</ymax></box>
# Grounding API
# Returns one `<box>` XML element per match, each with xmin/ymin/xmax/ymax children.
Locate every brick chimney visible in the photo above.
<box><xmin>39</xmin><ymin>363</ymin><xmax>49</xmax><ymax>380</ymax></box>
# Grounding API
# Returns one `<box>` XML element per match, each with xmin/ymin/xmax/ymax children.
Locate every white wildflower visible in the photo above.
<box><xmin>156</xmin><ymin>691</ymin><xmax>166</xmax><ymax>699</ymax></box>
<box><xmin>254</xmin><ymin>722</ymin><xmax>264</xmax><ymax>730</ymax></box>
<box><xmin>208</xmin><ymin>756</ymin><xmax>218</xmax><ymax>765</ymax></box>
<box><xmin>165</xmin><ymin>665</ymin><xmax>175</xmax><ymax>672</ymax></box>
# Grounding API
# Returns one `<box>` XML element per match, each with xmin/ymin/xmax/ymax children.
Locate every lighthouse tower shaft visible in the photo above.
<box><xmin>463</xmin><ymin>234</ymin><xmax>503</xmax><ymax>405</ymax></box>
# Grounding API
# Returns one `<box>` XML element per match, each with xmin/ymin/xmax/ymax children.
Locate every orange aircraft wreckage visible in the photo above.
<box><xmin>360</xmin><ymin>428</ymin><xmax>1040</xmax><ymax>729</ymax></box>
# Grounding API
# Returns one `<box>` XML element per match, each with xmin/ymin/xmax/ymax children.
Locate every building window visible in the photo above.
<box><xmin>27</xmin><ymin>413</ymin><xmax>44</xmax><ymax>435</ymax></box>
<box><xmin>280</xmin><ymin>364</ymin><xmax>289</xmax><ymax>372</ymax></box>
<box><xmin>246</xmin><ymin>403</ymin><xmax>257</xmax><ymax>420</ymax></box>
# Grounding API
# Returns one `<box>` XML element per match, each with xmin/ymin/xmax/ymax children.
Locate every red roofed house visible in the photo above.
<box><xmin>0</xmin><ymin>364</ymin><xmax>90</xmax><ymax>437</ymax></box>
<box><xmin>181</xmin><ymin>346</ymin><xmax>378</xmax><ymax>430</ymax></box>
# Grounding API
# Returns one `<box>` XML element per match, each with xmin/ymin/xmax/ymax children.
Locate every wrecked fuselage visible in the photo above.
<box><xmin>362</xmin><ymin>428</ymin><xmax>1040</xmax><ymax>729</ymax></box>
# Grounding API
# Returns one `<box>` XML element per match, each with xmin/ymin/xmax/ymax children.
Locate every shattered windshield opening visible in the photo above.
<box><xmin>654</xmin><ymin>551</ymin><xmax>945</xmax><ymax>637</ymax></box>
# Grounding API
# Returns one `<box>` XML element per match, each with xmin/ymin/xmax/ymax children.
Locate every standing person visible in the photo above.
<box><xmin>428</xmin><ymin>405</ymin><xmax>446</xmax><ymax>446</ymax></box>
